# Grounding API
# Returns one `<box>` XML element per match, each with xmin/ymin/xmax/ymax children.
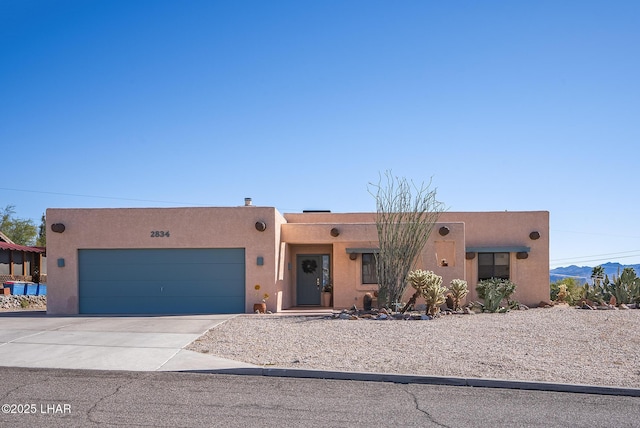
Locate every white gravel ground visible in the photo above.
<box><xmin>187</xmin><ymin>305</ymin><xmax>640</xmax><ymax>388</ymax></box>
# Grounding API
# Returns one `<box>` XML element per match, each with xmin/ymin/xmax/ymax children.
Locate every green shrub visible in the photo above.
<box><xmin>476</xmin><ymin>278</ymin><xmax>517</xmax><ymax>313</ymax></box>
<box><xmin>550</xmin><ymin>277</ymin><xmax>582</xmax><ymax>305</ymax></box>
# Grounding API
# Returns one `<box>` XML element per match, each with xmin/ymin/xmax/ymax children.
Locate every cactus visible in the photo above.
<box><xmin>407</xmin><ymin>269</ymin><xmax>447</xmax><ymax>316</ymax></box>
<box><xmin>581</xmin><ymin>283</ymin><xmax>604</xmax><ymax>305</ymax></box>
<box><xmin>605</xmin><ymin>267</ymin><xmax>640</xmax><ymax>305</ymax></box>
<box><xmin>422</xmin><ymin>280</ymin><xmax>448</xmax><ymax>316</ymax></box>
<box><xmin>476</xmin><ymin>278</ymin><xmax>517</xmax><ymax>313</ymax></box>
<box><xmin>448</xmin><ymin>279</ymin><xmax>469</xmax><ymax>311</ymax></box>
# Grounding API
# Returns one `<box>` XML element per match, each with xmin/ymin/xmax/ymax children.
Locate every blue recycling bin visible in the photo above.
<box><xmin>25</xmin><ymin>283</ymin><xmax>38</xmax><ymax>295</ymax></box>
<box><xmin>4</xmin><ymin>282</ymin><xmax>26</xmax><ymax>295</ymax></box>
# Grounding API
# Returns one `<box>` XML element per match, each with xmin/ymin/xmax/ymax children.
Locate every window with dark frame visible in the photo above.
<box><xmin>361</xmin><ymin>253</ymin><xmax>378</xmax><ymax>284</ymax></box>
<box><xmin>478</xmin><ymin>252</ymin><xmax>510</xmax><ymax>280</ymax></box>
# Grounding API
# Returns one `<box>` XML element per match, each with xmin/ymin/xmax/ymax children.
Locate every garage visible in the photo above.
<box><xmin>78</xmin><ymin>248</ymin><xmax>245</xmax><ymax>314</ymax></box>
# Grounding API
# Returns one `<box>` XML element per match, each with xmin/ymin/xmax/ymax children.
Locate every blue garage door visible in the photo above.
<box><xmin>78</xmin><ymin>248</ymin><xmax>245</xmax><ymax>314</ymax></box>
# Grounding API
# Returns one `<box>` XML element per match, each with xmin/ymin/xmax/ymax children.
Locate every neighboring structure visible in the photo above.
<box><xmin>45</xmin><ymin>203</ymin><xmax>549</xmax><ymax>315</ymax></box>
<box><xmin>0</xmin><ymin>231</ymin><xmax>46</xmax><ymax>284</ymax></box>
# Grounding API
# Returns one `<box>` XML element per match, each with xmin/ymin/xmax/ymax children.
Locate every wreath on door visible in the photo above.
<box><xmin>301</xmin><ymin>259</ymin><xmax>317</xmax><ymax>274</ymax></box>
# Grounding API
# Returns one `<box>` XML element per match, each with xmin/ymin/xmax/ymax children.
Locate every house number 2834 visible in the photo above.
<box><xmin>150</xmin><ymin>231</ymin><xmax>170</xmax><ymax>238</ymax></box>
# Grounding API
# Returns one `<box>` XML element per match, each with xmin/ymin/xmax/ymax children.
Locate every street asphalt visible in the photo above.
<box><xmin>1</xmin><ymin>310</ymin><xmax>638</xmax><ymax>397</ymax></box>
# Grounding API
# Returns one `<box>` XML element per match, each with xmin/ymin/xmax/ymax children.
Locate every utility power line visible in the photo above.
<box><xmin>0</xmin><ymin>187</ymin><xmax>209</xmax><ymax>207</ymax></box>
<box><xmin>551</xmin><ymin>249</ymin><xmax>640</xmax><ymax>263</ymax></box>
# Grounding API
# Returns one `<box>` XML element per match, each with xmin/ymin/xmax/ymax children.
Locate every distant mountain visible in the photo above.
<box><xmin>550</xmin><ymin>263</ymin><xmax>640</xmax><ymax>285</ymax></box>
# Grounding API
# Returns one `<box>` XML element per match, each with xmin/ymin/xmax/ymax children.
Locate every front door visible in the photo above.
<box><xmin>296</xmin><ymin>254</ymin><xmax>326</xmax><ymax>305</ymax></box>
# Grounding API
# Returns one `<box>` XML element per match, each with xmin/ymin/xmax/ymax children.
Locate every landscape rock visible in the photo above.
<box><xmin>188</xmin><ymin>303</ymin><xmax>640</xmax><ymax>389</ymax></box>
<box><xmin>0</xmin><ymin>295</ymin><xmax>46</xmax><ymax>310</ymax></box>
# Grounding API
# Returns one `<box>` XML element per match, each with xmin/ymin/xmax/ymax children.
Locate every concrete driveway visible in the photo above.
<box><xmin>0</xmin><ymin>311</ymin><xmax>256</xmax><ymax>371</ymax></box>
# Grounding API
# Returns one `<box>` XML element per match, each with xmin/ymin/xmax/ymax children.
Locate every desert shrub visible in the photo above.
<box><xmin>448</xmin><ymin>279</ymin><xmax>468</xmax><ymax>311</ymax></box>
<box><xmin>476</xmin><ymin>278</ymin><xmax>517</xmax><ymax>313</ymax></box>
<box><xmin>550</xmin><ymin>277</ymin><xmax>582</xmax><ymax>305</ymax></box>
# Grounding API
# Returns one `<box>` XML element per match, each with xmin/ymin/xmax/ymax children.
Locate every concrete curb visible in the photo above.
<box><xmin>184</xmin><ymin>367</ymin><xmax>640</xmax><ymax>397</ymax></box>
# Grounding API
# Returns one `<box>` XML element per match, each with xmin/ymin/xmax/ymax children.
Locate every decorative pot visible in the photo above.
<box><xmin>253</xmin><ymin>303</ymin><xmax>267</xmax><ymax>313</ymax></box>
<box><xmin>321</xmin><ymin>292</ymin><xmax>331</xmax><ymax>307</ymax></box>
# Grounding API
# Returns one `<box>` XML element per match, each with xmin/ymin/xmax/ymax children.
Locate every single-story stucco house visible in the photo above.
<box><xmin>45</xmin><ymin>202</ymin><xmax>549</xmax><ymax>315</ymax></box>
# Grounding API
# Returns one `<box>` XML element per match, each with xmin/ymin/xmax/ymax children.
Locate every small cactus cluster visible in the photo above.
<box><xmin>581</xmin><ymin>266</ymin><xmax>640</xmax><ymax>307</ymax></box>
<box><xmin>407</xmin><ymin>270</ymin><xmax>468</xmax><ymax>316</ymax></box>
<box><xmin>556</xmin><ymin>283</ymin><xmax>569</xmax><ymax>303</ymax></box>
<box><xmin>605</xmin><ymin>267</ymin><xmax>640</xmax><ymax>305</ymax></box>
<box><xmin>448</xmin><ymin>279</ymin><xmax>469</xmax><ymax>311</ymax></box>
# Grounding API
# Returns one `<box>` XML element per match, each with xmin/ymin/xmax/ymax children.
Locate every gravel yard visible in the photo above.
<box><xmin>187</xmin><ymin>305</ymin><xmax>640</xmax><ymax>388</ymax></box>
<box><xmin>0</xmin><ymin>295</ymin><xmax>47</xmax><ymax>311</ymax></box>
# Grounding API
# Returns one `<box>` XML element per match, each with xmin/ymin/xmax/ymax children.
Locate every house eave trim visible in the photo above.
<box><xmin>466</xmin><ymin>246</ymin><xmax>531</xmax><ymax>253</ymax></box>
<box><xmin>346</xmin><ymin>248</ymin><xmax>379</xmax><ymax>254</ymax></box>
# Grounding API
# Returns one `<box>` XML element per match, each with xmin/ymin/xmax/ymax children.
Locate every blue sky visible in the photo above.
<box><xmin>1</xmin><ymin>0</ymin><xmax>639</xmax><ymax>268</ymax></box>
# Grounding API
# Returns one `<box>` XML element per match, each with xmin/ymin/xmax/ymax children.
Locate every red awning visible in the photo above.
<box><xmin>0</xmin><ymin>242</ymin><xmax>45</xmax><ymax>253</ymax></box>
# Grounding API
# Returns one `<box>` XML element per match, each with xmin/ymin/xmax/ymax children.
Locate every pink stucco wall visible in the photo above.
<box><xmin>282</xmin><ymin>211</ymin><xmax>549</xmax><ymax>308</ymax></box>
<box><xmin>46</xmin><ymin>207</ymin><xmax>549</xmax><ymax>314</ymax></box>
<box><xmin>46</xmin><ymin>207</ymin><xmax>284</xmax><ymax>314</ymax></box>
<box><xmin>450</xmin><ymin>211</ymin><xmax>550</xmax><ymax>305</ymax></box>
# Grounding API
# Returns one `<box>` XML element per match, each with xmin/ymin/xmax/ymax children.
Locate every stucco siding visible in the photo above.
<box><xmin>46</xmin><ymin>207</ymin><xmax>549</xmax><ymax>314</ymax></box>
<box><xmin>46</xmin><ymin>207</ymin><xmax>281</xmax><ymax>314</ymax></box>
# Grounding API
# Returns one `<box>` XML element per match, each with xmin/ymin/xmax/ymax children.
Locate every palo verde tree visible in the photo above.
<box><xmin>0</xmin><ymin>205</ymin><xmax>37</xmax><ymax>246</ymax></box>
<box><xmin>368</xmin><ymin>171</ymin><xmax>446</xmax><ymax>308</ymax></box>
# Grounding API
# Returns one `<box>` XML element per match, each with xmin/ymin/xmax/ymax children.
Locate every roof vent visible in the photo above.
<box><xmin>244</xmin><ymin>198</ymin><xmax>253</xmax><ymax>206</ymax></box>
